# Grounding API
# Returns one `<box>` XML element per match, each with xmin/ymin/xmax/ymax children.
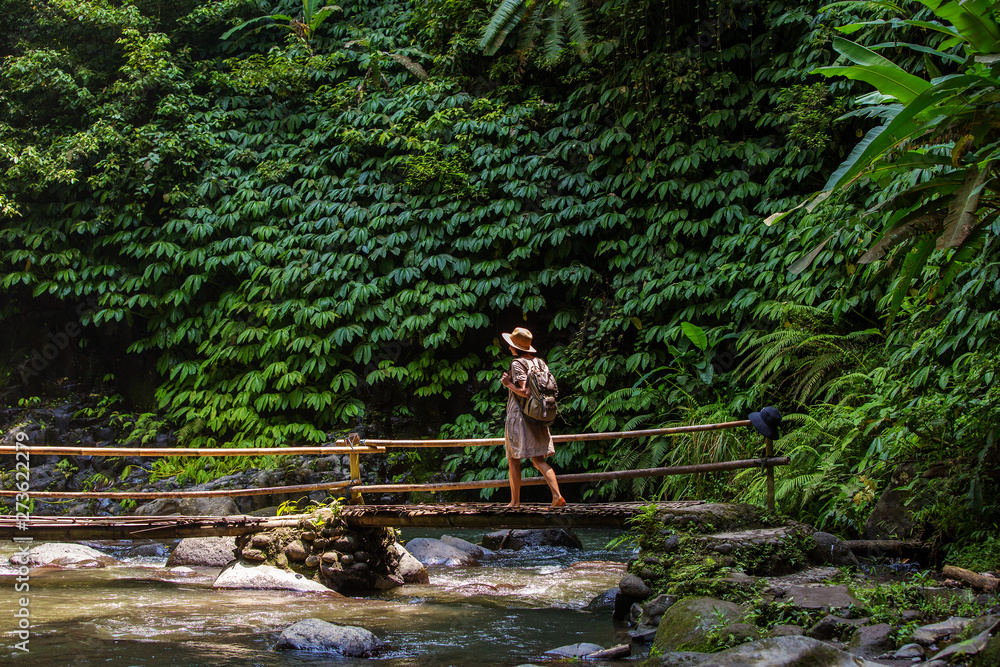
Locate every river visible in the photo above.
<box><xmin>2</xmin><ymin>527</ymin><xmax>640</xmax><ymax>666</ymax></box>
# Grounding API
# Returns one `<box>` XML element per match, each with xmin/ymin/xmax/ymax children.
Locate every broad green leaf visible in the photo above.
<box><xmin>680</xmin><ymin>322</ymin><xmax>708</xmax><ymax>351</ymax></box>
<box><xmin>814</xmin><ymin>65</ymin><xmax>930</xmax><ymax>104</ymax></box>
<box><xmin>917</xmin><ymin>0</ymin><xmax>1000</xmax><ymax>53</ymax></box>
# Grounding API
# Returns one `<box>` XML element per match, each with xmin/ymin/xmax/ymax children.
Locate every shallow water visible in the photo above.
<box><xmin>2</xmin><ymin>527</ymin><xmax>639</xmax><ymax>666</ymax></box>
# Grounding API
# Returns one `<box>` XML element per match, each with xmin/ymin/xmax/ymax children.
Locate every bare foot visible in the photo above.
<box><xmin>505</xmin><ymin>502</ymin><xmax>520</xmax><ymax>509</ymax></box>
<box><xmin>550</xmin><ymin>496</ymin><xmax>566</xmax><ymax>508</ymax></box>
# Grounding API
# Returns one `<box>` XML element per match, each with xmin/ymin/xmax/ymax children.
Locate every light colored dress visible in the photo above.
<box><xmin>504</xmin><ymin>357</ymin><xmax>555</xmax><ymax>460</ymax></box>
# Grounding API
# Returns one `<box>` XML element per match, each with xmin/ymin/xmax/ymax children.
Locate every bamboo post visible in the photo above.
<box><xmin>765</xmin><ymin>437</ymin><xmax>775</xmax><ymax>513</ymax></box>
<box><xmin>347</xmin><ymin>432</ymin><xmax>364</xmax><ymax>505</ymax></box>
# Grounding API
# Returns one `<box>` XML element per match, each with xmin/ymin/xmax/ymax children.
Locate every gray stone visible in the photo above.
<box><xmin>544</xmin><ymin>642</ymin><xmax>604</xmax><ymax>658</ymax></box>
<box><xmin>284</xmin><ymin>540</ymin><xmax>308</xmax><ymax>562</ymax></box>
<box><xmin>123</xmin><ymin>543</ymin><xmax>170</xmax><ymax>558</ymax></box>
<box><xmin>724</xmin><ymin>622</ymin><xmax>763</xmax><ymax>643</ymax></box>
<box><xmin>781</xmin><ymin>584</ymin><xmax>860</xmax><ymax>610</ymax></box>
<box><xmin>847</xmin><ymin>623</ymin><xmax>894</xmax><ymax>658</ymax></box>
<box><xmin>629</xmin><ymin>625</ymin><xmax>658</xmax><ymax>642</ymax></box>
<box><xmin>769</xmin><ymin>624</ymin><xmax>805</xmax><ymax>638</ymax></box>
<box><xmin>390</xmin><ymin>543</ymin><xmax>429</xmax><ymax>584</ymax></box>
<box><xmin>893</xmin><ymin>643</ymin><xmax>925</xmax><ymax>659</ymax></box>
<box><xmin>619</xmin><ymin>573</ymin><xmax>654</xmax><ymax>600</ymax></box>
<box><xmin>481</xmin><ymin>528</ymin><xmax>582</xmax><ymax>550</ymax></box>
<box><xmin>134</xmin><ymin>497</ymin><xmax>241</xmax><ymax>516</ymax></box>
<box><xmin>648</xmin><ymin>635</ymin><xmax>886</xmax><ymax>666</ymax></box>
<box><xmin>806</xmin><ymin>615</ymin><xmax>869</xmax><ymax>641</ymax></box>
<box><xmin>212</xmin><ymin>562</ymin><xmax>336</xmax><ymax>593</ymax></box>
<box><xmin>585</xmin><ymin>587</ymin><xmax>619</xmax><ymax>612</ymax></box>
<box><xmin>403</xmin><ymin>538</ymin><xmax>477</xmax><ymax>567</ymax></box>
<box><xmin>931</xmin><ymin>628</ymin><xmax>993</xmax><ymax>663</ymax></box>
<box><xmin>274</xmin><ymin>618</ymin><xmax>385</xmax><ymax>657</ymax></box>
<box><xmin>911</xmin><ymin>616</ymin><xmax>973</xmax><ymax>646</ymax></box>
<box><xmin>863</xmin><ymin>463</ymin><xmax>920</xmax><ymax>540</ymax></box>
<box><xmin>652</xmin><ymin>597</ymin><xmax>748</xmax><ymax>653</ymax></box>
<box><xmin>441</xmin><ymin>535</ymin><xmax>494</xmax><ymax>559</ymax></box>
<box><xmin>809</xmin><ymin>532</ymin><xmax>858</xmax><ymax>568</ymax></box>
<box><xmin>166</xmin><ymin>537</ymin><xmax>237</xmax><ymax>567</ymax></box>
<box><xmin>19</xmin><ymin>543</ymin><xmax>118</xmax><ymax>569</ymax></box>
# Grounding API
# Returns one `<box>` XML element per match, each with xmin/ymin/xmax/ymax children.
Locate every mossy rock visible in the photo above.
<box><xmin>651</xmin><ymin>596</ymin><xmax>749</xmax><ymax>653</ymax></box>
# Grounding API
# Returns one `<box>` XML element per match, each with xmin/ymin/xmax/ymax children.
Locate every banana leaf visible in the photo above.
<box><xmin>824</xmin><ymin>75</ymin><xmax>982</xmax><ymax>190</ymax></box>
<box><xmin>815</xmin><ymin>64</ymin><xmax>931</xmax><ymax>104</ymax></box>
<box><xmin>917</xmin><ymin>0</ymin><xmax>1000</xmax><ymax>54</ymax></box>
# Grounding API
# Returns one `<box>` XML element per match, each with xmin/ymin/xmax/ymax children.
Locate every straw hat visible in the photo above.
<box><xmin>502</xmin><ymin>327</ymin><xmax>536</xmax><ymax>354</ymax></box>
<box><xmin>749</xmin><ymin>406</ymin><xmax>782</xmax><ymax>440</ymax></box>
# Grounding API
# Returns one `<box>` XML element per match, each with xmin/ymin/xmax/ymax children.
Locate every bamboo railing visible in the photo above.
<box><xmin>0</xmin><ymin>419</ymin><xmax>784</xmax><ymax>509</ymax></box>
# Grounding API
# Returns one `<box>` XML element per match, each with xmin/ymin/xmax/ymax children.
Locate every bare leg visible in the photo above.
<box><xmin>506</xmin><ymin>457</ymin><xmax>522</xmax><ymax>508</ymax></box>
<box><xmin>530</xmin><ymin>457</ymin><xmax>564</xmax><ymax>507</ymax></box>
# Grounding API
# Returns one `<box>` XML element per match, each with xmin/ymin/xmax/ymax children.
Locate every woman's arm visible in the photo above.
<box><xmin>501</xmin><ymin>362</ymin><xmax>531</xmax><ymax>399</ymax></box>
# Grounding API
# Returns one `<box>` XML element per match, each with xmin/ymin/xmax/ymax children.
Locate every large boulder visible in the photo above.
<box><xmin>391</xmin><ymin>543</ymin><xmax>429</xmax><ymax>584</ymax></box>
<box><xmin>847</xmin><ymin>623</ymin><xmax>894</xmax><ymax>659</ymax></box>
<box><xmin>403</xmin><ymin>538</ymin><xmax>478</xmax><ymax>567</ymax></box>
<box><xmin>645</xmin><ymin>636</ymin><xmax>886</xmax><ymax>667</ymax></box>
<box><xmin>809</xmin><ymin>532</ymin><xmax>858</xmax><ymax>568</ymax></box>
<box><xmin>166</xmin><ymin>537</ymin><xmax>237</xmax><ymax>567</ymax></box>
<box><xmin>482</xmin><ymin>528</ymin><xmax>582</xmax><ymax>550</ymax></box>
<box><xmin>274</xmin><ymin>618</ymin><xmax>386</xmax><ymax>657</ymax></box>
<box><xmin>212</xmin><ymin>561</ymin><xmax>338</xmax><ymax>593</ymax></box>
<box><xmin>863</xmin><ymin>463</ymin><xmax>929</xmax><ymax>540</ymax></box>
<box><xmin>651</xmin><ymin>597</ymin><xmax>748</xmax><ymax>653</ymax></box>
<box><xmin>134</xmin><ymin>497</ymin><xmax>241</xmax><ymax>516</ymax></box>
<box><xmin>544</xmin><ymin>643</ymin><xmax>605</xmax><ymax>658</ymax></box>
<box><xmin>441</xmin><ymin>535</ymin><xmax>494</xmax><ymax>559</ymax></box>
<box><xmin>18</xmin><ymin>543</ymin><xmax>118</xmax><ymax>569</ymax></box>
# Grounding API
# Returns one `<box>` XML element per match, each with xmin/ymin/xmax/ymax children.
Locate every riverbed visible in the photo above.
<box><xmin>2</xmin><ymin>527</ymin><xmax>638</xmax><ymax>666</ymax></box>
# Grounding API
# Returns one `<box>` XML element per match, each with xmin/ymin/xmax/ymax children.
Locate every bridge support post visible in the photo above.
<box><xmin>347</xmin><ymin>433</ymin><xmax>364</xmax><ymax>505</ymax></box>
<box><xmin>765</xmin><ymin>437</ymin><xmax>774</xmax><ymax>513</ymax></box>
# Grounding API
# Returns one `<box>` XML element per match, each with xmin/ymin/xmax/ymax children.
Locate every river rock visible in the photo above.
<box><xmin>441</xmin><ymin>535</ymin><xmax>494</xmax><ymax>559</ymax></box>
<box><xmin>893</xmin><ymin>643</ymin><xmax>925</xmax><ymax>659</ymax></box>
<box><xmin>585</xmin><ymin>587</ymin><xmax>619</xmax><ymax>612</ymax></box>
<box><xmin>619</xmin><ymin>573</ymin><xmax>654</xmax><ymax>600</ymax></box>
<box><xmin>847</xmin><ymin>623</ymin><xmax>894</xmax><ymax>658</ymax></box>
<box><xmin>166</xmin><ymin>537</ymin><xmax>237</xmax><ymax>567</ymax></box>
<box><xmin>646</xmin><ymin>635</ymin><xmax>886</xmax><ymax>667</ymax></box>
<box><xmin>769</xmin><ymin>625</ymin><xmax>805</xmax><ymax>637</ymax></box>
<box><xmin>778</xmin><ymin>584</ymin><xmax>859</xmax><ymax>610</ymax></box>
<box><xmin>123</xmin><ymin>542</ymin><xmax>170</xmax><ymax>558</ymax></box>
<box><xmin>20</xmin><ymin>543</ymin><xmax>118</xmax><ymax>569</ymax></box>
<box><xmin>911</xmin><ymin>616</ymin><xmax>973</xmax><ymax>646</ymax></box>
<box><xmin>808</xmin><ymin>532</ymin><xmax>857</xmax><ymax>567</ymax></box>
<box><xmin>974</xmin><ymin>634</ymin><xmax>1000</xmax><ymax>666</ymax></box>
<box><xmin>863</xmin><ymin>463</ymin><xmax>923</xmax><ymax>540</ymax></box>
<box><xmin>544</xmin><ymin>642</ymin><xmax>605</xmax><ymax>658</ymax></box>
<box><xmin>391</xmin><ymin>543</ymin><xmax>429</xmax><ymax>584</ymax></box>
<box><xmin>212</xmin><ymin>561</ymin><xmax>336</xmax><ymax>593</ymax></box>
<box><xmin>133</xmin><ymin>497</ymin><xmax>241</xmax><ymax>516</ymax></box>
<box><xmin>403</xmin><ymin>538</ymin><xmax>477</xmax><ymax>567</ymax></box>
<box><xmin>806</xmin><ymin>614</ymin><xmax>869</xmax><ymax>641</ymax></box>
<box><xmin>652</xmin><ymin>597</ymin><xmax>747</xmax><ymax>653</ymax></box>
<box><xmin>931</xmin><ymin>628</ymin><xmax>993</xmax><ymax>663</ymax></box>
<box><xmin>481</xmin><ymin>528</ymin><xmax>582</xmax><ymax>550</ymax></box>
<box><xmin>274</xmin><ymin>618</ymin><xmax>386</xmax><ymax>657</ymax></box>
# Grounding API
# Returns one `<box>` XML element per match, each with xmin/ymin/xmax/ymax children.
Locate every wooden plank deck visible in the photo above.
<box><xmin>0</xmin><ymin>501</ymin><xmax>705</xmax><ymax>540</ymax></box>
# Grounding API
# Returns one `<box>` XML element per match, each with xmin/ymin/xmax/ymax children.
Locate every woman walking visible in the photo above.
<box><xmin>499</xmin><ymin>327</ymin><xmax>565</xmax><ymax>508</ymax></box>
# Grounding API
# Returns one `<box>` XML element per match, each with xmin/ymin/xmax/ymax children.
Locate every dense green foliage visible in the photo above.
<box><xmin>1</xmin><ymin>0</ymin><xmax>998</xmax><ymax>545</ymax></box>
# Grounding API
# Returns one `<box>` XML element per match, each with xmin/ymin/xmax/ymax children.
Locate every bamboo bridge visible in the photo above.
<box><xmin>0</xmin><ymin>417</ymin><xmax>787</xmax><ymax>540</ymax></box>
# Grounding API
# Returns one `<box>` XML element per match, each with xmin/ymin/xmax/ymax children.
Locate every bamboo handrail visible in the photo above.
<box><xmin>0</xmin><ymin>445</ymin><xmax>385</xmax><ymax>457</ymax></box>
<box><xmin>353</xmin><ymin>457</ymin><xmax>789</xmax><ymax>494</ymax></box>
<box><xmin>0</xmin><ymin>421</ymin><xmax>749</xmax><ymax>458</ymax></box>
<box><xmin>0</xmin><ymin>418</ymin><xmax>782</xmax><ymax>509</ymax></box>
<box><xmin>333</xmin><ymin>420</ymin><xmax>754</xmax><ymax>448</ymax></box>
<box><xmin>0</xmin><ymin>479</ymin><xmax>360</xmax><ymax>500</ymax></box>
